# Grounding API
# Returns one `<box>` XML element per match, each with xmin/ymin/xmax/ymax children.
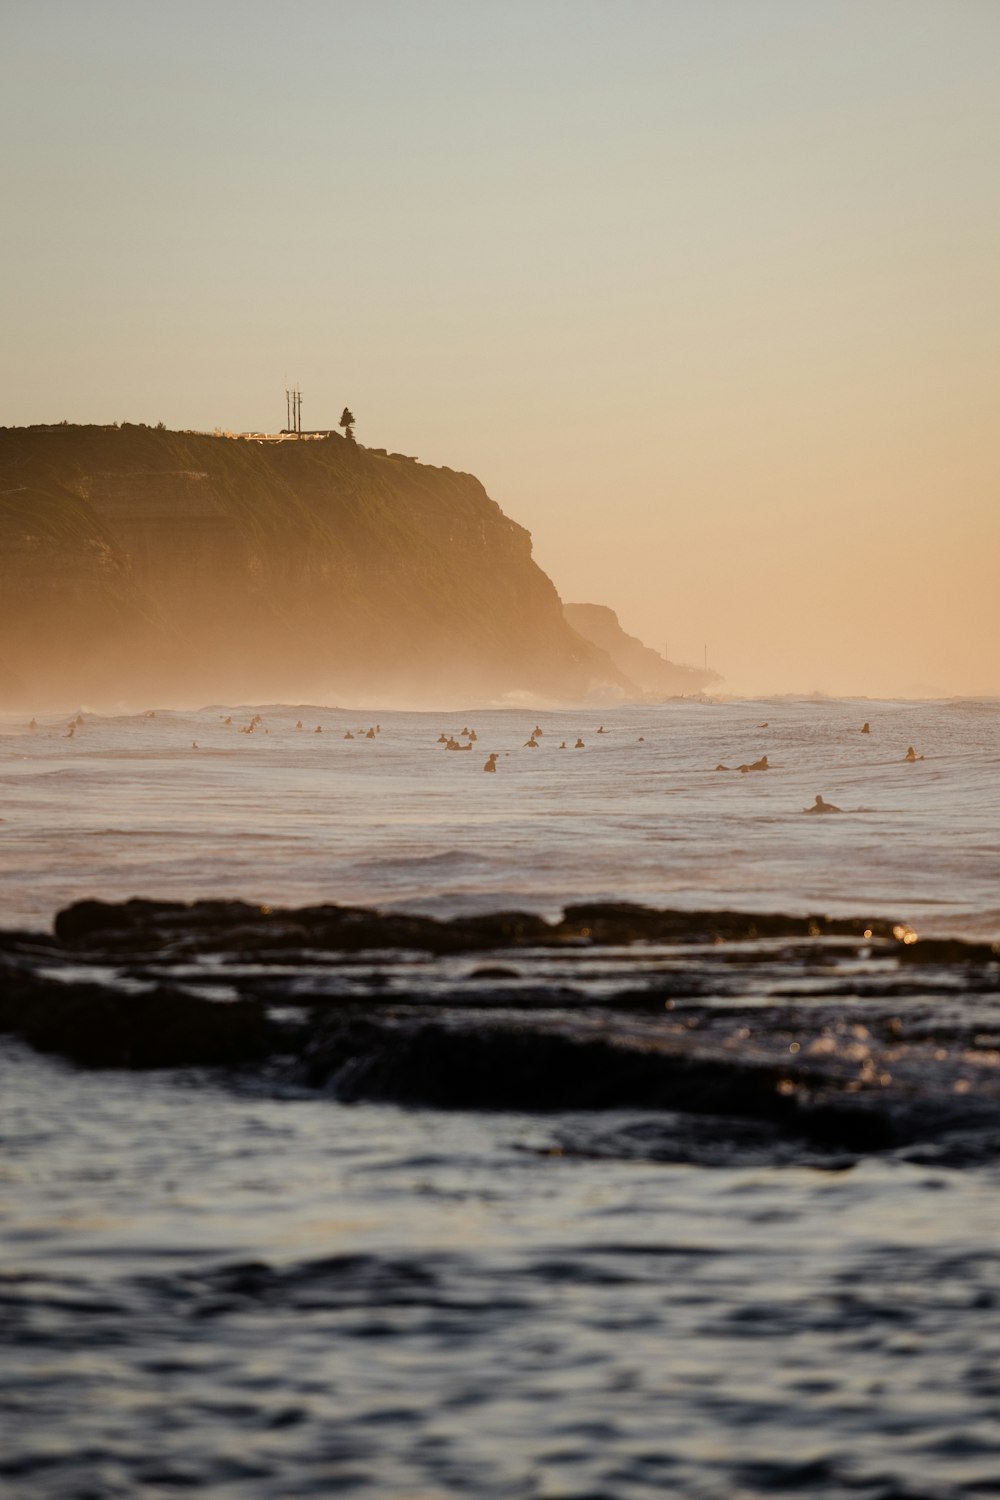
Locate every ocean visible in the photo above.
<box><xmin>3</xmin><ymin>696</ymin><xmax>999</xmax><ymax>937</ymax></box>
<box><xmin>2</xmin><ymin>697</ymin><xmax>999</xmax><ymax>1499</ymax></box>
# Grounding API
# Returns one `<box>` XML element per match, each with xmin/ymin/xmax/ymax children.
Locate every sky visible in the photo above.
<box><xmin>2</xmin><ymin>0</ymin><xmax>999</xmax><ymax>697</ymax></box>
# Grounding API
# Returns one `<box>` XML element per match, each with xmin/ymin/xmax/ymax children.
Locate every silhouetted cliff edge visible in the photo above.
<box><xmin>563</xmin><ymin>603</ymin><xmax>721</xmax><ymax>697</ymax></box>
<box><xmin>0</xmin><ymin>424</ymin><xmax>627</xmax><ymax>707</ymax></box>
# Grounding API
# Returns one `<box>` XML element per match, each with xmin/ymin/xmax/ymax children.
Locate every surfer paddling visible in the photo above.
<box><xmin>738</xmin><ymin>755</ymin><xmax>769</xmax><ymax>772</ymax></box>
<box><xmin>804</xmin><ymin>794</ymin><xmax>841</xmax><ymax>814</ymax></box>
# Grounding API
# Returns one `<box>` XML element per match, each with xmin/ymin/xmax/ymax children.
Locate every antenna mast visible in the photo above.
<box><xmin>283</xmin><ymin>385</ymin><xmax>304</xmax><ymax>434</ymax></box>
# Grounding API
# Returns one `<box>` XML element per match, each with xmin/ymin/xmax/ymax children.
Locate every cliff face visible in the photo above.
<box><xmin>563</xmin><ymin>603</ymin><xmax>721</xmax><ymax>697</ymax></box>
<box><xmin>0</xmin><ymin>424</ymin><xmax>624</xmax><ymax>707</ymax></box>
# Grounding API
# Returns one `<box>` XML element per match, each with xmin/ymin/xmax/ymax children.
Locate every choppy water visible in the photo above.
<box><xmin>2</xmin><ymin>698</ymin><xmax>999</xmax><ymax>1499</ymax></box>
<box><xmin>2</xmin><ymin>696</ymin><xmax>999</xmax><ymax>937</ymax></box>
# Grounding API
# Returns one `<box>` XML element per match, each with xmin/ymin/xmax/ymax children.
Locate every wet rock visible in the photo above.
<box><xmin>51</xmin><ymin>895</ymin><xmax>910</xmax><ymax>962</ymax></box>
<box><xmin>555</xmin><ymin>904</ymin><xmax>896</xmax><ymax>946</ymax></box>
<box><xmin>299</xmin><ymin>1012</ymin><xmax>803</xmax><ymax>1118</ymax></box>
<box><xmin>1</xmin><ymin>897</ymin><xmax>998</xmax><ymax>1164</ymax></box>
<box><xmin>0</xmin><ymin>972</ymin><xmax>272</xmax><ymax>1069</ymax></box>
<box><xmin>52</xmin><ymin>897</ymin><xmax>553</xmax><ymax>958</ymax></box>
<box><xmin>897</xmin><ymin>936</ymin><xmax>999</xmax><ymax>966</ymax></box>
<box><xmin>292</xmin><ymin>1010</ymin><xmax>999</xmax><ymax>1155</ymax></box>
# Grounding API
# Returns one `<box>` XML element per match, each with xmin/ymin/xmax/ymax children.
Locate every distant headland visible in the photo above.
<box><xmin>0</xmin><ymin>422</ymin><xmax>720</xmax><ymax>708</ymax></box>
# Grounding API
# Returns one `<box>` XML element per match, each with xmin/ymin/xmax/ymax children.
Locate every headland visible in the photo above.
<box><xmin>0</xmin><ymin>423</ymin><xmax>716</xmax><ymax>708</ymax></box>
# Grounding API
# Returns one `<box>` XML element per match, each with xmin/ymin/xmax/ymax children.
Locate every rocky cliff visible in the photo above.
<box><xmin>563</xmin><ymin>603</ymin><xmax>721</xmax><ymax>697</ymax></box>
<box><xmin>0</xmin><ymin>424</ymin><xmax>626</xmax><ymax>708</ymax></box>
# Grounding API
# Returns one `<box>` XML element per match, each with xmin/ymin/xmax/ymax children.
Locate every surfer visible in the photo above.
<box><xmin>804</xmin><ymin>794</ymin><xmax>841</xmax><ymax>814</ymax></box>
<box><xmin>344</xmin><ymin>731</ymin><xmax>354</xmax><ymax>739</ymax></box>
<box><xmin>738</xmin><ymin>755</ymin><xmax>769</xmax><ymax>772</ymax></box>
<box><xmin>524</xmin><ymin>737</ymin><xmax>539</xmax><ymax>749</ymax></box>
<box><xmin>861</xmin><ymin>722</ymin><xmax>870</xmax><ymax>734</ymax></box>
<box><xmin>904</xmin><ymin>746</ymin><xmax>924</xmax><ymax>762</ymax></box>
<box><xmin>575</xmin><ymin>738</ymin><xmax>585</xmax><ymax>748</ymax></box>
<box><xmin>483</xmin><ymin>753</ymin><xmax>498</xmax><ymax>772</ymax></box>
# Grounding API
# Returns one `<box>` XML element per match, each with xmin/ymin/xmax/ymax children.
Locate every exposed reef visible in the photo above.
<box><xmin>3</xmin><ymin>898</ymin><xmax>998</xmax><ymax>1167</ymax></box>
<box><xmin>0</xmin><ymin>424</ymin><xmax>627</xmax><ymax>706</ymax></box>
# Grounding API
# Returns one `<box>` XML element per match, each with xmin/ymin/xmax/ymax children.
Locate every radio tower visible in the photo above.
<box><xmin>284</xmin><ymin>386</ymin><xmax>303</xmax><ymax>434</ymax></box>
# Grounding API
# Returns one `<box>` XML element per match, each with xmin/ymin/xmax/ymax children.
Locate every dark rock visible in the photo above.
<box><xmin>555</xmin><ymin>903</ymin><xmax>896</xmax><ymax>945</ymax></box>
<box><xmin>300</xmin><ymin>1013</ymin><xmax>794</xmax><ymax>1113</ymax></box>
<box><xmin>52</xmin><ymin>896</ymin><xmax>905</xmax><ymax>960</ymax></box>
<box><xmin>2</xmin><ymin>896</ymin><xmax>998</xmax><ymax>1164</ymax></box>
<box><xmin>0</xmin><ymin>973</ymin><xmax>272</xmax><ymax>1069</ymax></box>
<box><xmin>897</xmin><ymin>937</ymin><xmax>999</xmax><ymax>966</ymax></box>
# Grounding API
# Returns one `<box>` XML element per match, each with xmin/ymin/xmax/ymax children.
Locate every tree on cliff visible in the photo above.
<box><xmin>340</xmin><ymin>407</ymin><xmax>356</xmax><ymax>442</ymax></box>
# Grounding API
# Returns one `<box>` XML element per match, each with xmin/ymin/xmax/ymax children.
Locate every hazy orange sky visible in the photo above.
<box><xmin>3</xmin><ymin>1</ymin><xmax>998</xmax><ymax>697</ymax></box>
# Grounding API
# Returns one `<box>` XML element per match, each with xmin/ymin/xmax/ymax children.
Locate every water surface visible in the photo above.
<box><xmin>2</xmin><ymin>697</ymin><xmax>998</xmax><ymax>1498</ymax></box>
